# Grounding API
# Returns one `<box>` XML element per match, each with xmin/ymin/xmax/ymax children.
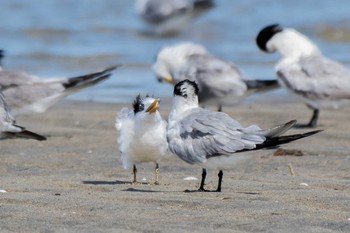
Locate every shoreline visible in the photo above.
<box><xmin>1</xmin><ymin>99</ymin><xmax>349</xmax><ymax>232</ymax></box>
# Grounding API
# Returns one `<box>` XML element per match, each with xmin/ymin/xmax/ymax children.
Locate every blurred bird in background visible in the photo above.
<box><xmin>153</xmin><ymin>42</ymin><xmax>278</xmax><ymax>111</ymax></box>
<box><xmin>256</xmin><ymin>24</ymin><xmax>350</xmax><ymax>128</ymax></box>
<box><xmin>136</xmin><ymin>0</ymin><xmax>214</xmax><ymax>36</ymax></box>
<box><xmin>0</xmin><ymin>56</ymin><xmax>120</xmax><ymax>116</ymax></box>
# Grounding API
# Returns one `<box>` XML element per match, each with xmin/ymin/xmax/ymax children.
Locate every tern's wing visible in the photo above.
<box><xmin>168</xmin><ymin>109</ymin><xmax>265</xmax><ymax>164</ymax></box>
<box><xmin>241</xmin><ymin>120</ymin><xmax>296</xmax><ymax>138</ymax></box>
<box><xmin>183</xmin><ymin>54</ymin><xmax>247</xmax><ymax>97</ymax></box>
<box><xmin>3</xmin><ymin>82</ymin><xmax>67</xmax><ymax>114</ymax></box>
<box><xmin>115</xmin><ymin>107</ymin><xmax>135</xmax><ymax>169</ymax></box>
<box><xmin>276</xmin><ymin>55</ymin><xmax>350</xmax><ymax>100</ymax></box>
<box><xmin>1</xmin><ymin>66</ymin><xmax>116</xmax><ymax>115</ymax></box>
<box><xmin>0</xmin><ymin>70</ymin><xmax>42</xmax><ymax>87</ymax></box>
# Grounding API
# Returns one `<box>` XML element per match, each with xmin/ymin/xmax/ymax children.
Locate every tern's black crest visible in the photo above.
<box><xmin>133</xmin><ymin>94</ymin><xmax>145</xmax><ymax>114</ymax></box>
<box><xmin>256</xmin><ymin>24</ymin><xmax>283</xmax><ymax>52</ymax></box>
<box><xmin>174</xmin><ymin>79</ymin><xmax>199</xmax><ymax>98</ymax></box>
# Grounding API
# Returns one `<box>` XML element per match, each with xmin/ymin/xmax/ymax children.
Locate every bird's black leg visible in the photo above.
<box><xmin>218</xmin><ymin>104</ymin><xmax>223</xmax><ymax>112</ymax></box>
<box><xmin>308</xmin><ymin>109</ymin><xmax>319</xmax><ymax>128</ymax></box>
<box><xmin>154</xmin><ymin>163</ymin><xmax>160</xmax><ymax>185</ymax></box>
<box><xmin>198</xmin><ymin>168</ymin><xmax>207</xmax><ymax>191</ymax></box>
<box><xmin>185</xmin><ymin>168</ymin><xmax>208</xmax><ymax>192</ymax></box>
<box><xmin>216</xmin><ymin>170</ymin><xmax>223</xmax><ymax>192</ymax></box>
<box><xmin>185</xmin><ymin>168</ymin><xmax>222</xmax><ymax>192</ymax></box>
<box><xmin>132</xmin><ymin>164</ymin><xmax>137</xmax><ymax>184</ymax></box>
<box><xmin>294</xmin><ymin>109</ymin><xmax>319</xmax><ymax>128</ymax></box>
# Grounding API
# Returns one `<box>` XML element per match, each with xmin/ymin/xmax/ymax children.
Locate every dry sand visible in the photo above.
<box><xmin>0</xmin><ymin>98</ymin><xmax>349</xmax><ymax>233</ymax></box>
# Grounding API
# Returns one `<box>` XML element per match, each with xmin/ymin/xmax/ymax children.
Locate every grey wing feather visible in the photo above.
<box><xmin>0</xmin><ymin>70</ymin><xmax>41</xmax><ymax>88</ymax></box>
<box><xmin>2</xmin><ymin>82</ymin><xmax>66</xmax><ymax>110</ymax></box>
<box><xmin>277</xmin><ymin>55</ymin><xmax>350</xmax><ymax>99</ymax></box>
<box><xmin>239</xmin><ymin>120</ymin><xmax>296</xmax><ymax>138</ymax></box>
<box><xmin>169</xmin><ymin>109</ymin><xmax>265</xmax><ymax>164</ymax></box>
<box><xmin>183</xmin><ymin>54</ymin><xmax>247</xmax><ymax>97</ymax></box>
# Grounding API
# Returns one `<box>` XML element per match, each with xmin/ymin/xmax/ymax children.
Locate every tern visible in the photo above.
<box><xmin>167</xmin><ymin>79</ymin><xmax>322</xmax><ymax>192</ymax></box>
<box><xmin>256</xmin><ymin>24</ymin><xmax>350</xmax><ymax>128</ymax></box>
<box><xmin>115</xmin><ymin>95</ymin><xmax>168</xmax><ymax>184</ymax></box>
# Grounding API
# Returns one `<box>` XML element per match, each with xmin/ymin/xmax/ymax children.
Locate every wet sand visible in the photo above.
<box><xmin>0</xmin><ymin>99</ymin><xmax>349</xmax><ymax>232</ymax></box>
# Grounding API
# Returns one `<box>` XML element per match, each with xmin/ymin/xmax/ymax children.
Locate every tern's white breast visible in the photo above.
<box><xmin>125</xmin><ymin>115</ymin><xmax>168</xmax><ymax>168</ymax></box>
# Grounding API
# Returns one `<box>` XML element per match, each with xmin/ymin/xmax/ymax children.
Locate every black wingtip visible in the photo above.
<box><xmin>255</xmin><ymin>129</ymin><xmax>323</xmax><ymax>150</ymax></box>
<box><xmin>256</xmin><ymin>24</ymin><xmax>283</xmax><ymax>52</ymax></box>
<box><xmin>245</xmin><ymin>79</ymin><xmax>279</xmax><ymax>90</ymax></box>
<box><xmin>193</xmin><ymin>0</ymin><xmax>215</xmax><ymax>10</ymax></box>
<box><xmin>26</xmin><ymin>131</ymin><xmax>47</xmax><ymax>141</ymax></box>
<box><xmin>298</xmin><ymin>129</ymin><xmax>324</xmax><ymax>137</ymax></box>
<box><xmin>63</xmin><ymin>64</ymin><xmax>122</xmax><ymax>89</ymax></box>
<box><xmin>12</xmin><ymin>128</ymin><xmax>47</xmax><ymax>141</ymax></box>
<box><xmin>101</xmin><ymin>64</ymin><xmax>123</xmax><ymax>73</ymax></box>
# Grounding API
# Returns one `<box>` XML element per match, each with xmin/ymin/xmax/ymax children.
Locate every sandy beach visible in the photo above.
<box><xmin>0</xmin><ymin>98</ymin><xmax>349</xmax><ymax>233</ymax></box>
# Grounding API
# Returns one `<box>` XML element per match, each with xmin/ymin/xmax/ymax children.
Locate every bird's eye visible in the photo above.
<box><xmin>139</xmin><ymin>103</ymin><xmax>144</xmax><ymax>111</ymax></box>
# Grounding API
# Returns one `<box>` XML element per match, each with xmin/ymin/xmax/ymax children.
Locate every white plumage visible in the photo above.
<box><xmin>115</xmin><ymin>95</ymin><xmax>168</xmax><ymax>184</ymax></box>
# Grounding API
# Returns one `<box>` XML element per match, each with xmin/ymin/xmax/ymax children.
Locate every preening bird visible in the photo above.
<box><xmin>153</xmin><ymin>42</ymin><xmax>278</xmax><ymax>111</ymax></box>
<box><xmin>115</xmin><ymin>95</ymin><xmax>168</xmax><ymax>184</ymax></box>
<box><xmin>256</xmin><ymin>24</ymin><xmax>350</xmax><ymax>128</ymax></box>
<box><xmin>167</xmin><ymin>79</ymin><xmax>322</xmax><ymax>192</ymax></box>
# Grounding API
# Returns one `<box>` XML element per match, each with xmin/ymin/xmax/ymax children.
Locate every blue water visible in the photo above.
<box><xmin>0</xmin><ymin>0</ymin><xmax>350</xmax><ymax>103</ymax></box>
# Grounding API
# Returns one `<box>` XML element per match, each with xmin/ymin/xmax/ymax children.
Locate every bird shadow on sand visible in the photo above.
<box><xmin>82</xmin><ymin>180</ymin><xmax>132</xmax><ymax>185</ymax></box>
<box><xmin>121</xmin><ymin>187</ymin><xmax>160</xmax><ymax>193</ymax></box>
<box><xmin>82</xmin><ymin>180</ymin><xmax>161</xmax><ymax>192</ymax></box>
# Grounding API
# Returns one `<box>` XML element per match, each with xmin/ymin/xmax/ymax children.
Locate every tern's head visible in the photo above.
<box><xmin>133</xmin><ymin>94</ymin><xmax>160</xmax><ymax>117</ymax></box>
<box><xmin>256</xmin><ymin>24</ymin><xmax>283</xmax><ymax>52</ymax></box>
<box><xmin>256</xmin><ymin>24</ymin><xmax>320</xmax><ymax>58</ymax></box>
<box><xmin>172</xmin><ymin>79</ymin><xmax>199</xmax><ymax>110</ymax></box>
<box><xmin>153</xmin><ymin>42</ymin><xmax>208</xmax><ymax>84</ymax></box>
